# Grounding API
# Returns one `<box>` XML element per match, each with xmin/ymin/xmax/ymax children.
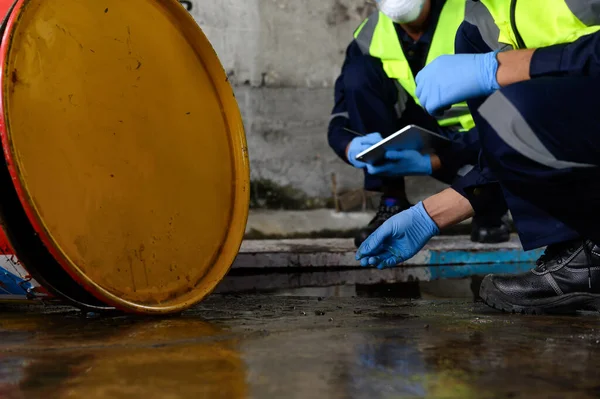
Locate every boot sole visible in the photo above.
<box><xmin>480</xmin><ymin>276</ymin><xmax>600</xmax><ymax>315</ymax></box>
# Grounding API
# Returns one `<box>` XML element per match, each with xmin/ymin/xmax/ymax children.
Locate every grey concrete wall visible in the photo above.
<box><xmin>182</xmin><ymin>0</ymin><xmax>448</xmax><ymax>205</ymax></box>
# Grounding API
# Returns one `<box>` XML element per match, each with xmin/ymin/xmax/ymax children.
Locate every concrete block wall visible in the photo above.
<box><xmin>182</xmin><ymin>0</ymin><xmax>448</xmax><ymax>208</ymax></box>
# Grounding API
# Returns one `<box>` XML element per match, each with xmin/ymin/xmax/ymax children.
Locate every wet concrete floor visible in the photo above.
<box><xmin>1</xmin><ymin>296</ymin><xmax>600</xmax><ymax>399</ymax></box>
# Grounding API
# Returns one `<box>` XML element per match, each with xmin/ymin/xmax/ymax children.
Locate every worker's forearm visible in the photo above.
<box><xmin>422</xmin><ymin>188</ymin><xmax>474</xmax><ymax>230</ymax></box>
<box><xmin>496</xmin><ymin>49</ymin><xmax>535</xmax><ymax>87</ymax></box>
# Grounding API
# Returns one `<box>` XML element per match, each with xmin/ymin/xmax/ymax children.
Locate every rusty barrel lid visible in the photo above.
<box><xmin>0</xmin><ymin>0</ymin><xmax>249</xmax><ymax>313</ymax></box>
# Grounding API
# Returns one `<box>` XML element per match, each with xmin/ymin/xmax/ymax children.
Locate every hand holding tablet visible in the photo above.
<box><xmin>355</xmin><ymin>125</ymin><xmax>451</xmax><ymax>165</ymax></box>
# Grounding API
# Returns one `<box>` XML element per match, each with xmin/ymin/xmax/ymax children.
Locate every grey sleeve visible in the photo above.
<box><xmin>464</xmin><ymin>1</ymin><xmax>513</xmax><ymax>51</ymax></box>
<box><xmin>565</xmin><ymin>0</ymin><xmax>600</xmax><ymax>26</ymax></box>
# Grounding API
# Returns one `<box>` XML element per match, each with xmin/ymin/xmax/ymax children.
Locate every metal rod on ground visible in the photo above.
<box><xmin>361</xmin><ymin>190</ymin><xmax>367</xmax><ymax>212</ymax></box>
<box><xmin>331</xmin><ymin>173</ymin><xmax>340</xmax><ymax>212</ymax></box>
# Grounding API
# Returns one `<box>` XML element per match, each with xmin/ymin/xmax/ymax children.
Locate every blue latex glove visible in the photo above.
<box><xmin>366</xmin><ymin>150</ymin><xmax>432</xmax><ymax>177</ymax></box>
<box><xmin>356</xmin><ymin>202</ymin><xmax>439</xmax><ymax>269</ymax></box>
<box><xmin>346</xmin><ymin>132</ymin><xmax>383</xmax><ymax>168</ymax></box>
<box><xmin>415</xmin><ymin>51</ymin><xmax>500</xmax><ymax>115</ymax></box>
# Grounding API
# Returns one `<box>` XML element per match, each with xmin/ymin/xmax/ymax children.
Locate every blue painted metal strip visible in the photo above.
<box><xmin>426</xmin><ymin>262</ymin><xmax>534</xmax><ymax>281</ymax></box>
<box><xmin>0</xmin><ymin>266</ymin><xmax>32</xmax><ymax>297</ymax></box>
<box><xmin>426</xmin><ymin>248</ymin><xmax>544</xmax><ymax>266</ymax></box>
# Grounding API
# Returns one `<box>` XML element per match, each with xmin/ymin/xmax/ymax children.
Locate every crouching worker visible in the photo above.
<box><xmin>328</xmin><ymin>0</ymin><xmax>512</xmax><ymax>248</ymax></box>
<box><xmin>357</xmin><ymin>0</ymin><xmax>600</xmax><ymax>315</ymax></box>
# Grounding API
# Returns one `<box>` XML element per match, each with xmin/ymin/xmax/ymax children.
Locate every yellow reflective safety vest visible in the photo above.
<box><xmin>354</xmin><ymin>0</ymin><xmax>474</xmax><ymax>131</ymax></box>
<box><xmin>478</xmin><ymin>0</ymin><xmax>600</xmax><ymax>49</ymax></box>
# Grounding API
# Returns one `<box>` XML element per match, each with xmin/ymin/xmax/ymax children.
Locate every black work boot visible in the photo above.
<box><xmin>470</xmin><ymin>213</ymin><xmax>511</xmax><ymax>243</ymax></box>
<box><xmin>480</xmin><ymin>239</ymin><xmax>600</xmax><ymax>314</ymax></box>
<box><xmin>354</xmin><ymin>197</ymin><xmax>411</xmax><ymax>248</ymax></box>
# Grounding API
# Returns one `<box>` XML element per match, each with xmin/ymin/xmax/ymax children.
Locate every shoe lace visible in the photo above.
<box><xmin>536</xmin><ymin>248</ymin><xmax>560</xmax><ymax>270</ymax></box>
<box><xmin>372</xmin><ymin>204</ymin><xmax>402</xmax><ymax>224</ymax></box>
<box><xmin>535</xmin><ymin>242</ymin><xmax>576</xmax><ymax>271</ymax></box>
<box><xmin>535</xmin><ymin>240</ymin><xmax>593</xmax><ymax>289</ymax></box>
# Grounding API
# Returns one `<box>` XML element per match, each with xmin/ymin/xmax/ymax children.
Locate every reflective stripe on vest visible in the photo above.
<box><xmin>354</xmin><ymin>0</ymin><xmax>475</xmax><ymax>131</ymax></box>
<box><xmin>480</xmin><ymin>0</ymin><xmax>600</xmax><ymax>49</ymax></box>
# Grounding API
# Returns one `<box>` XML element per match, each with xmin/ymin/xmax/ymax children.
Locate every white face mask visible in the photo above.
<box><xmin>375</xmin><ymin>0</ymin><xmax>427</xmax><ymax>23</ymax></box>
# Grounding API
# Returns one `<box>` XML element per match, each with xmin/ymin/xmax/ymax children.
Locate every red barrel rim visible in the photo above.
<box><xmin>0</xmin><ymin>0</ymin><xmax>113</xmax><ymax>310</ymax></box>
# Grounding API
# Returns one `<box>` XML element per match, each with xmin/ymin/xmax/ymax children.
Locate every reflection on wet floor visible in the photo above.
<box><xmin>0</xmin><ymin>311</ymin><xmax>246</xmax><ymax>399</ymax></box>
<box><xmin>271</xmin><ymin>277</ymin><xmax>478</xmax><ymax>300</ymax></box>
<box><xmin>0</xmin><ymin>296</ymin><xmax>600</xmax><ymax>398</ymax></box>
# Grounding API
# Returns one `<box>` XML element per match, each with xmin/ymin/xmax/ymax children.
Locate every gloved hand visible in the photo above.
<box><xmin>366</xmin><ymin>150</ymin><xmax>432</xmax><ymax>177</ymax></box>
<box><xmin>415</xmin><ymin>51</ymin><xmax>500</xmax><ymax>115</ymax></box>
<box><xmin>346</xmin><ymin>132</ymin><xmax>383</xmax><ymax>168</ymax></box>
<box><xmin>356</xmin><ymin>202</ymin><xmax>439</xmax><ymax>269</ymax></box>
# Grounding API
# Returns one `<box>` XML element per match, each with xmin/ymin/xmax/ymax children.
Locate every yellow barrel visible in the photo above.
<box><xmin>0</xmin><ymin>0</ymin><xmax>249</xmax><ymax>313</ymax></box>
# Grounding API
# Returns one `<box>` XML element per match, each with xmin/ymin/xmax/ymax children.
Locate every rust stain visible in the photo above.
<box><xmin>127</xmin><ymin>254</ymin><xmax>136</xmax><ymax>292</ymax></box>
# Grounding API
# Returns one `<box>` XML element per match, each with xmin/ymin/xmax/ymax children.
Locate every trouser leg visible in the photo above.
<box><xmin>476</xmin><ymin>76</ymin><xmax>600</xmax><ymax>250</ymax></box>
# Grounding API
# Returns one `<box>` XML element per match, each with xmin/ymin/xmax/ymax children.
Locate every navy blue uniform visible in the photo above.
<box><xmin>453</xmin><ymin>22</ymin><xmax>600</xmax><ymax>250</ymax></box>
<box><xmin>328</xmin><ymin>0</ymin><xmax>483</xmax><ymax>194</ymax></box>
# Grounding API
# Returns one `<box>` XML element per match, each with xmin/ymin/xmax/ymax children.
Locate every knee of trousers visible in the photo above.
<box><xmin>475</xmin><ymin>84</ymin><xmax>589</xmax><ymax>175</ymax></box>
<box><xmin>342</xmin><ymin>56</ymin><xmax>389</xmax><ymax>94</ymax></box>
<box><xmin>475</xmin><ymin>91</ymin><xmax>525</xmax><ymax>175</ymax></box>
